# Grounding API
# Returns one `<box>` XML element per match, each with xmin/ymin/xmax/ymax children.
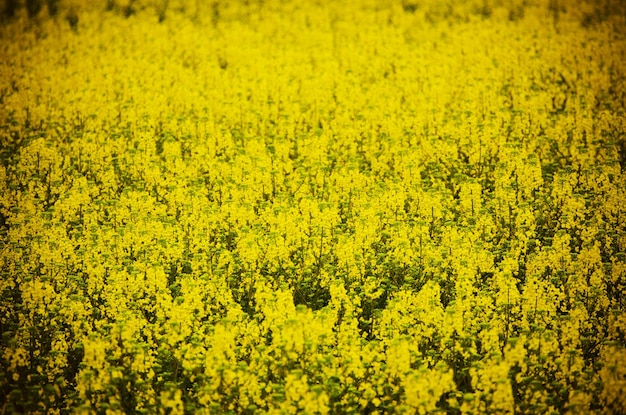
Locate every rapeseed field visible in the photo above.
<box><xmin>1</xmin><ymin>0</ymin><xmax>625</xmax><ymax>413</ymax></box>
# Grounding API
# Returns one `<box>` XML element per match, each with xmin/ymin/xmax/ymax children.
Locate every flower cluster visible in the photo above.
<box><xmin>1</xmin><ymin>0</ymin><xmax>625</xmax><ymax>413</ymax></box>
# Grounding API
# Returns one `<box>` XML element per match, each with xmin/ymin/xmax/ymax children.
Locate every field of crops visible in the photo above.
<box><xmin>1</xmin><ymin>0</ymin><xmax>625</xmax><ymax>413</ymax></box>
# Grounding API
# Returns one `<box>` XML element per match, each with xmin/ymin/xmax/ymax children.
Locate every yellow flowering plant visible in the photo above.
<box><xmin>1</xmin><ymin>0</ymin><xmax>625</xmax><ymax>413</ymax></box>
